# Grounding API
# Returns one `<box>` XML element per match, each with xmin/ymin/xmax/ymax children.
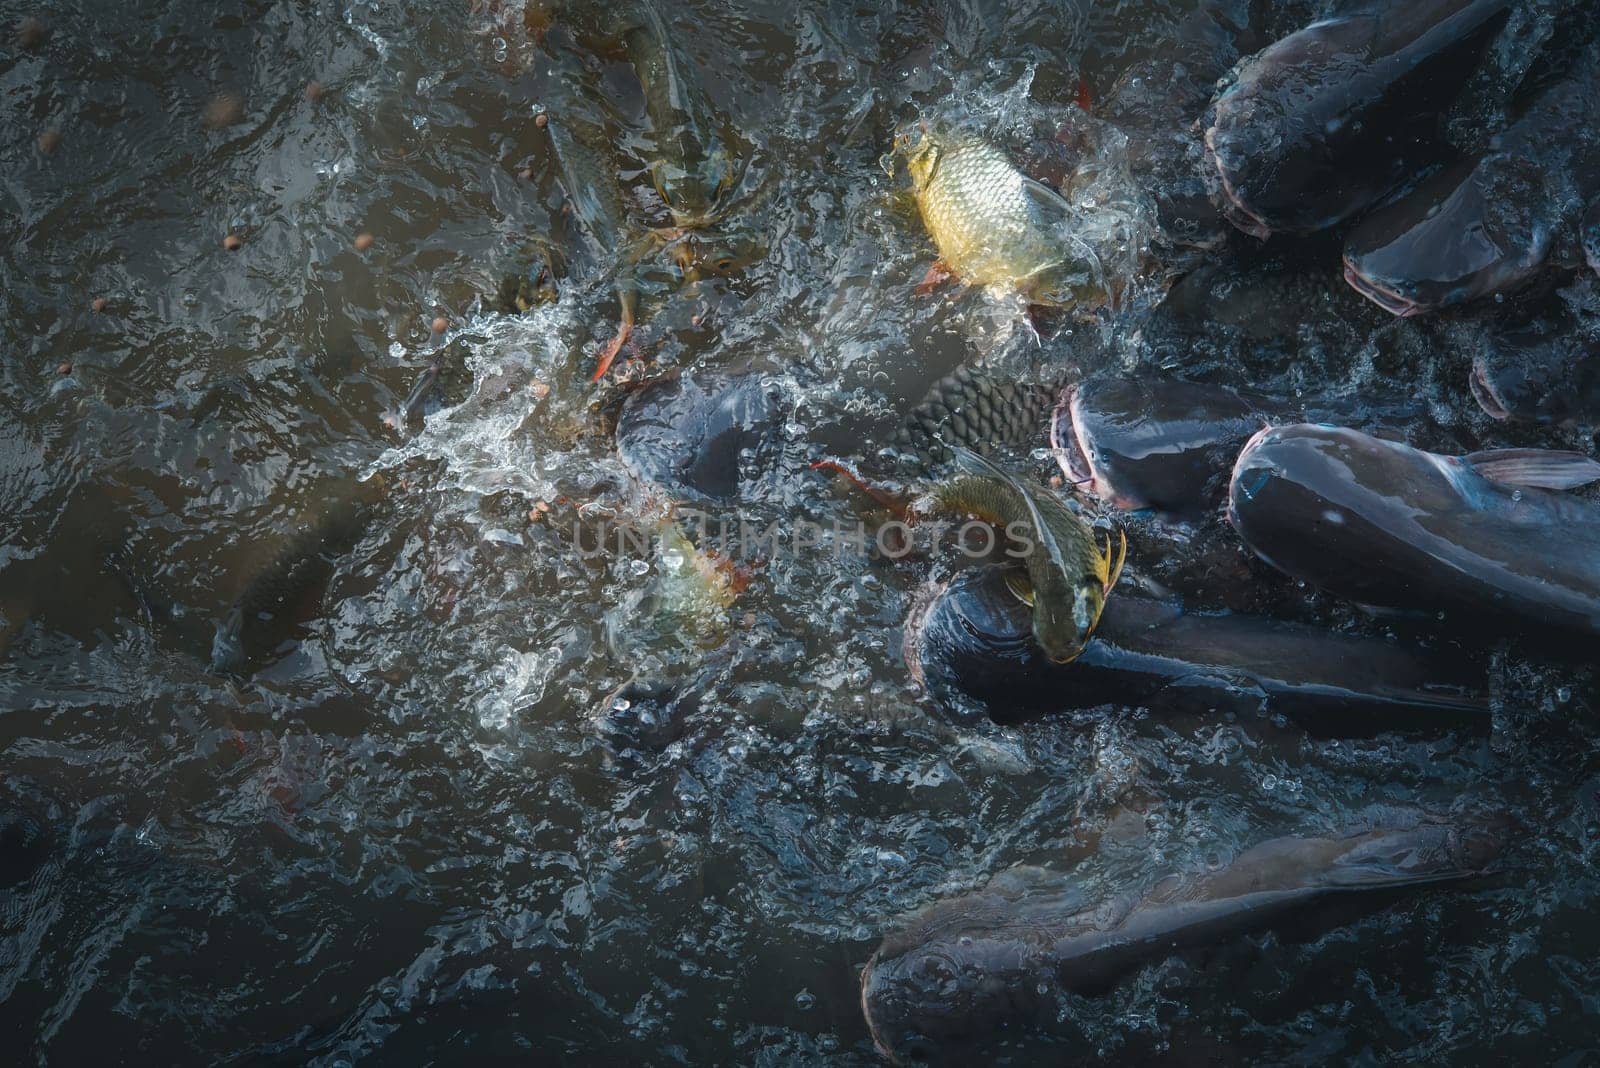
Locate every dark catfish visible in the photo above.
<box><xmin>1344</xmin><ymin>52</ymin><xmax>1600</xmax><ymax>316</ymax></box>
<box><xmin>1202</xmin><ymin>0</ymin><xmax>1511</xmax><ymax>239</ymax></box>
<box><xmin>614</xmin><ymin>370</ymin><xmax>788</xmax><ymax>502</ymax></box>
<box><xmin>861</xmin><ymin>817</ymin><xmax>1503</xmax><ymax>1063</ymax></box>
<box><xmin>1052</xmin><ymin>377</ymin><xmax>1421</xmax><ymax>517</ymax></box>
<box><xmin>1470</xmin><ymin>306</ymin><xmax>1600</xmax><ymax>424</ymax></box>
<box><xmin>905</xmin><ymin>565</ymin><xmax>1486</xmax><ymax>735</ymax></box>
<box><xmin>1228</xmin><ymin>423</ymin><xmax>1600</xmax><ymax>635</ymax></box>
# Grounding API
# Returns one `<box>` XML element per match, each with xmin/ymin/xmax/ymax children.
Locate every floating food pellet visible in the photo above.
<box><xmin>223</xmin><ymin>233</ymin><xmax>242</xmax><ymax>251</ymax></box>
<box><xmin>431</xmin><ymin>316</ymin><xmax>447</xmax><ymax>335</ymax></box>
<box><xmin>36</xmin><ymin>129</ymin><xmax>61</xmax><ymax>155</ymax></box>
<box><xmin>534</xmin><ymin>113</ymin><xmax>548</xmax><ymax>129</ymax></box>
<box><xmin>204</xmin><ymin>92</ymin><xmax>244</xmax><ymax>129</ymax></box>
<box><xmin>91</xmin><ymin>297</ymin><xmax>108</xmax><ymax>312</ymax></box>
<box><xmin>517</xmin><ymin>166</ymin><xmax>533</xmax><ymax>181</ymax></box>
<box><xmin>16</xmin><ymin>16</ymin><xmax>47</xmax><ymax>49</ymax></box>
<box><xmin>530</xmin><ymin>380</ymin><xmax>550</xmax><ymax>399</ymax></box>
<box><xmin>354</xmin><ymin>232</ymin><xmax>374</xmax><ymax>252</ymax></box>
<box><xmin>56</xmin><ymin>362</ymin><xmax>71</xmax><ymax>375</ymax></box>
<box><xmin>304</xmin><ymin>81</ymin><xmax>324</xmax><ymax>102</ymax></box>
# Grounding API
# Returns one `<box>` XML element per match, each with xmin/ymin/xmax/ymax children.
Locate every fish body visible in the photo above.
<box><xmin>1054</xmin><ymin>376</ymin><xmax>1424</xmax><ymax>516</ymax></box>
<box><xmin>1203</xmin><ymin>0</ymin><xmax>1512</xmax><ymax>238</ymax></box>
<box><xmin>1228</xmin><ymin>423</ymin><xmax>1600</xmax><ymax>635</ymax></box>
<box><xmin>861</xmin><ymin>817</ymin><xmax>1502</xmax><ymax>1063</ymax></box>
<box><xmin>916</xmin><ymin>449</ymin><xmax>1122</xmax><ymax>663</ymax></box>
<box><xmin>887</xmin><ymin>365</ymin><xmax>1059</xmax><ymax>474</ymax></box>
<box><xmin>620</xmin><ymin>1</ymin><xmax>742</xmax><ymax>228</ymax></box>
<box><xmin>905</xmin><ymin>565</ymin><xmax>1487</xmax><ymax>732</ymax></box>
<box><xmin>901</xmin><ymin>129</ymin><xmax>1107</xmax><ymax>308</ymax></box>
<box><xmin>1344</xmin><ymin>52</ymin><xmax>1600</xmax><ymax>315</ymax></box>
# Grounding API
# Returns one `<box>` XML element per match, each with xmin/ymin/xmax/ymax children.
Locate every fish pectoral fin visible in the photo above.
<box><xmin>1002</xmin><ymin>568</ymin><xmax>1035</xmax><ymax>607</ymax></box>
<box><xmin>914</xmin><ymin>259</ymin><xmax>957</xmax><ymax>296</ymax></box>
<box><xmin>1098</xmin><ymin>528</ymin><xmax>1126</xmax><ymax>593</ymax></box>
<box><xmin>1464</xmin><ymin>448</ymin><xmax>1600</xmax><ymax>491</ymax></box>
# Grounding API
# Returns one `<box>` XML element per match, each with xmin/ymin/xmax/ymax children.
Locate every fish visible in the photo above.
<box><xmin>914</xmin><ymin>448</ymin><xmax>1124</xmax><ymax>664</ymax></box>
<box><xmin>1202</xmin><ymin>0</ymin><xmax>1512</xmax><ymax>239</ymax></box>
<box><xmin>897</xmin><ymin>126</ymin><xmax>1111</xmax><ymax>311</ymax></box>
<box><xmin>209</xmin><ymin>475</ymin><xmax>386</xmax><ymax>673</ymax></box>
<box><xmin>619</xmin><ymin>0</ymin><xmax>745</xmax><ymax>229</ymax></box>
<box><xmin>1053</xmin><ymin>376</ymin><xmax>1425</xmax><ymax>516</ymax></box>
<box><xmin>886</xmin><ymin>365</ymin><xmax>1059</xmax><ymax>475</ymax></box>
<box><xmin>860</xmin><ymin>814</ymin><xmax>1504</xmax><ymax>1063</ymax></box>
<box><xmin>1470</xmin><ymin>306</ymin><xmax>1600</xmax><ymax>424</ymax></box>
<box><xmin>1228</xmin><ymin>423</ymin><xmax>1600</xmax><ymax>637</ymax></box>
<box><xmin>614</xmin><ymin>370</ymin><xmax>788</xmax><ymax>502</ymax></box>
<box><xmin>1098</xmin><ymin>0</ymin><xmax>1253</xmax><ymax>250</ymax></box>
<box><xmin>544</xmin><ymin>113</ymin><xmax>647</xmax><ymax>380</ymax></box>
<box><xmin>1343</xmin><ymin>52</ymin><xmax>1600</xmax><ymax>316</ymax></box>
<box><xmin>904</xmin><ymin>565</ymin><xmax>1488</xmax><ymax>734</ymax></box>
<box><xmin>665</xmin><ymin>228</ymin><xmax>767</xmax><ymax>284</ymax></box>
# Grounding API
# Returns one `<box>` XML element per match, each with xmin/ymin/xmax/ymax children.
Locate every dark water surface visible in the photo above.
<box><xmin>4</xmin><ymin>1</ymin><xmax>1600</xmax><ymax>1063</ymax></box>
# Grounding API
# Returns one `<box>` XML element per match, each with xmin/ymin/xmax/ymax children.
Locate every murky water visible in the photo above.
<box><xmin>4</xmin><ymin>1</ymin><xmax>1600</xmax><ymax>1063</ymax></box>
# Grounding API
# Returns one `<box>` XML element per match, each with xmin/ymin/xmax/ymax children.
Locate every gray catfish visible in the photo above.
<box><xmin>1202</xmin><ymin>0</ymin><xmax>1511</xmax><ymax>239</ymax></box>
<box><xmin>861</xmin><ymin>816</ymin><xmax>1503</xmax><ymax>1064</ymax></box>
<box><xmin>1470</xmin><ymin>305</ymin><xmax>1600</xmax><ymax>424</ymax></box>
<box><xmin>1344</xmin><ymin>51</ymin><xmax>1600</xmax><ymax>316</ymax></box>
<box><xmin>1052</xmin><ymin>377</ymin><xmax>1421</xmax><ymax>517</ymax></box>
<box><xmin>905</xmin><ymin>565</ymin><xmax>1487</xmax><ymax>735</ymax></box>
<box><xmin>1228</xmin><ymin>423</ymin><xmax>1600</xmax><ymax>636</ymax></box>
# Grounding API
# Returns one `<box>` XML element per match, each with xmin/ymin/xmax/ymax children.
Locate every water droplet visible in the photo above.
<box><xmin>794</xmin><ymin>990</ymin><xmax>816</xmax><ymax>1010</ymax></box>
<box><xmin>1262</xmin><ymin>774</ymin><xmax>1278</xmax><ymax>791</ymax></box>
<box><xmin>628</xmin><ymin>559</ymin><xmax>650</xmax><ymax>577</ymax></box>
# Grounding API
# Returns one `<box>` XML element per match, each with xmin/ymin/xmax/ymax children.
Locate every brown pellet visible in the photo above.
<box><xmin>91</xmin><ymin>297</ymin><xmax>108</xmax><ymax>313</ymax></box>
<box><xmin>16</xmin><ymin>16</ymin><xmax>47</xmax><ymax>49</ymax></box>
<box><xmin>534</xmin><ymin>113</ymin><xmax>548</xmax><ymax>128</ymax></box>
<box><xmin>354</xmin><ymin>232</ymin><xmax>374</xmax><ymax>252</ymax></box>
<box><xmin>431</xmin><ymin>316</ymin><xmax>447</xmax><ymax>335</ymax></box>
<box><xmin>56</xmin><ymin>361</ymin><xmax>71</xmax><ymax>376</ymax></box>
<box><xmin>223</xmin><ymin>233</ymin><xmax>243</xmax><ymax>251</ymax></box>
<box><xmin>204</xmin><ymin>92</ymin><xmax>244</xmax><ymax>129</ymax></box>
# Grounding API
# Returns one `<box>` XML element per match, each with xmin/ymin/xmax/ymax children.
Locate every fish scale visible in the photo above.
<box><xmin>889</xmin><ymin>365</ymin><xmax>1059</xmax><ymax>472</ymax></box>
<box><xmin>916</xmin><ymin>136</ymin><xmax>1069</xmax><ymax>289</ymax></box>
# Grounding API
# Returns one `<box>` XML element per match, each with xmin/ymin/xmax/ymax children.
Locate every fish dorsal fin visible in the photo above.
<box><xmin>950</xmin><ymin>447</ymin><xmax>1071</xmax><ymax>580</ymax></box>
<box><xmin>1463</xmin><ymin>448</ymin><xmax>1600</xmax><ymax>491</ymax></box>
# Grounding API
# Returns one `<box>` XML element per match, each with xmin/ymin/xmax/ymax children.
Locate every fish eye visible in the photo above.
<box><xmin>715</xmin><ymin>258</ymin><xmax>733</xmax><ymax>271</ymax></box>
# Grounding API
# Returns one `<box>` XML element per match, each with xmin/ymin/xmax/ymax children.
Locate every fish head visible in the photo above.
<box><xmin>860</xmin><ymin>932</ymin><xmax>1045</xmax><ymax>1064</ymax></box>
<box><xmin>895</xmin><ymin>122</ymin><xmax>946</xmax><ymax>191</ymax></box>
<box><xmin>650</xmin><ymin>147</ymin><xmax>740</xmax><ymax>229</ymax></box>
<box><xmin>1343</xmin><ymin>155</ymin><xmax>1554</xmax><ymax>317</ymax></box>
<box><xmin>1029</xmin><ymin>572</ymin><xmax>1103</xmax><ymax>664</ymax></box>
<box><xmin>1470</xmin><ymin>315</ymin><xmax>1592</xmax><ymax>425</ymax></box>
<box><xmin>669</xmin><ymin>229</ymin><xmax>766</xmax><ymax>283</ymax></box>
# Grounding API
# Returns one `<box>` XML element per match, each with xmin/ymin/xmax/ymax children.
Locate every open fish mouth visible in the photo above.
<box><xmin>1469</xmin><ymin>361</ymin><xmax>1512</xmax><ymax>421</ymax></box>
<box><xmin>1342</xmin><ymin>259</ymin><xmax>1424</xmax><ymax>317</ymax></box>
<box><xmin>1050</xmin><ymin>388</ymin><xmax>1096</xmax><ymax>493</ymax></box>
<box><xmin>1203</xmin><ymin>126</ymin><xmax>1273</xmax><ymax>241</ymax></box>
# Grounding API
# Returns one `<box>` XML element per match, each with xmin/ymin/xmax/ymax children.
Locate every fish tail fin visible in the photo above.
<box><xmin>590</xmin><ymin>320</ymin><xmax>635</xmax><ymax>382</ymax></box>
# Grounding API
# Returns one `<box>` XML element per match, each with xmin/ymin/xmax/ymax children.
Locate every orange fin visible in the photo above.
<box><xmin>915</xmin><ymin>260</ymin><xmax>956</xmax><ymax>297</ymax></box>
<box><xmin>810</xmin><ymin>459</ymin><xmax>909</xmax><ymax>517</ymax></box>
<box><xmin>590</xmin><ymin>320</ymin><xmax>634</xmax><ymax>381</ymax></box>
